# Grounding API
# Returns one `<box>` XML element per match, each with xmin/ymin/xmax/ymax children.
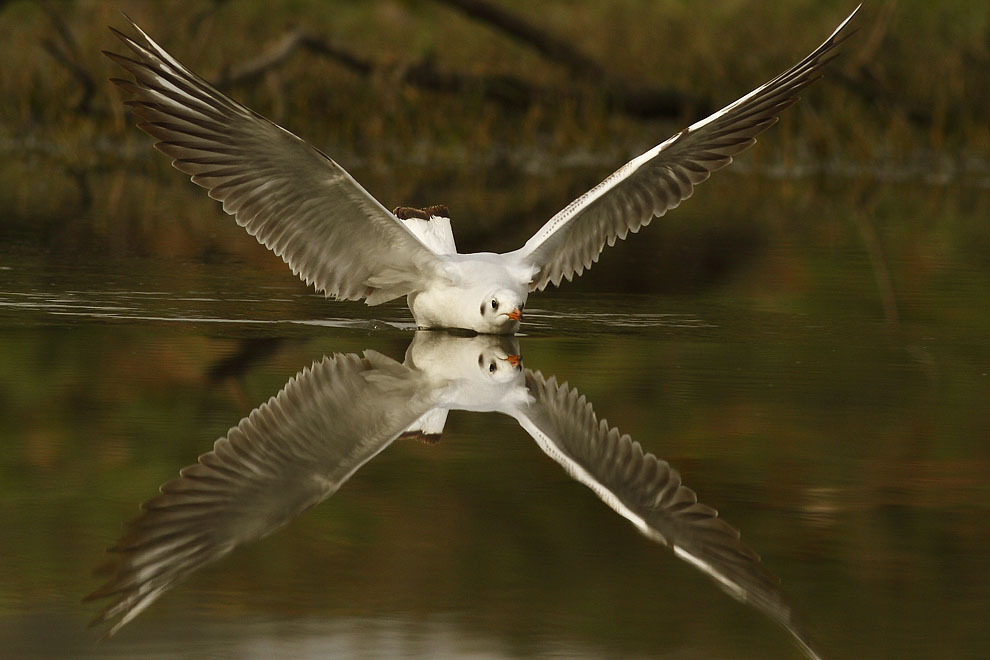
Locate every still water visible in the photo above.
<box><xmin>1</xmin><ymin>168</ymin><xmax>989</xmax><ymax>659</ymax></box>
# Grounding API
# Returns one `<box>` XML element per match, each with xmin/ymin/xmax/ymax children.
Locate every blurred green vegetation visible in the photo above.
<box><xmin>1</xmin><ymin>1</ymin><xmax>987</xmax><ymax>278</ymax></box>
<box><xmin>1</xmin><ymin>1</ymin><xmax>989</xmax><ymax>658</ymax></box>
<box><xmin>1</xmin><ymin>1</ymin><xmax>988</xmax><ymax>216</ymax></box>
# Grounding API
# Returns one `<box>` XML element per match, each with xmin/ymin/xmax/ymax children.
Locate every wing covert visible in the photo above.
<box><xmin>106</xmin><ymin>20</ymin><xmax>448</xmax><ymax>304</ymax></box>
<box><xmin>512</xmin><ymin>371</ymin><xmax>821</xmax><ymax>658</ymax></box>
<box><xmin>86</xmin><ymin>351</ymin><xmax>434</xmax><ymax>638</ymax></box>
<box><xmin>511</xmin><ymin>7</ymin><xmax>859</xmax><ymax>292</ymax></box>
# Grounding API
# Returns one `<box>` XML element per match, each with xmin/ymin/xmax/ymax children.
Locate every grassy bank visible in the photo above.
<box><xmin>0</xmin><ymin>1</ymin><xmax>987</xmax><ymax>290</ymax></box>
<box><xmin>1</xmin><ymin>1</ymin><xmax>987</xmax><ymax>162</ymax></box>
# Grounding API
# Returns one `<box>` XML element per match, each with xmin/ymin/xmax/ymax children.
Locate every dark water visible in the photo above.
<box><xmin>1</xmin><ymin>168</ymin><xmax>989</xmax><ymax>660</ymax></box>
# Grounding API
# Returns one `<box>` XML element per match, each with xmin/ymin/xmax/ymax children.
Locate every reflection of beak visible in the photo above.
<box><xmin>507</xmin><ymin>308</ymin><xmax>523</xmax><ymax>322</ymax></box>
<box><xmin>503</xmin><ymin>354</ymin><xmax>521</xmax><ymax>368</ymax></box>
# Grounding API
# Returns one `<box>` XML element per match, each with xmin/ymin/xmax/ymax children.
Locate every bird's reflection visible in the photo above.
<box><xmin>88</xmin><ymin>332</ymin><xmax>819</xmax><ymax>658</ymax></box>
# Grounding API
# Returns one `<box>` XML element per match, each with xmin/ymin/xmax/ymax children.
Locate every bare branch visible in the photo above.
<box><xmin>298</xmin><ymin>34</ymin><xmax>374</xmax><ymax>76</ymax></box>
<box><xmin>39</xmin><ymin>3</ymin><xmax>96</xmax><ymax>113</ymax></box>
<box><xmin>215</xmin><ymin>29</ymin><xmax>307</xmax><ymax>88</ymax></box>
<box><xmin>207</xmin><ymin>4</ymin><xmax>698</xmax><ymax>121</ymax></box>
<box><xmin>433</xmin><ymin>0</ymin><xmax>698</xmax><ymax>119</ymax></box>
<box><xmin>214</xmin><ymin>29</ymin><xmax>377</xmax><ymax>89</ymax></box>
<box><xmin>434</xmin><ymin>0</ymin><xmax>606</xmax><ymax>80</ymax></box>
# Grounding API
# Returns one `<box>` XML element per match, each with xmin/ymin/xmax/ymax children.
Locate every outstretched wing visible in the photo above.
<box><xmin>105</xmin><ymin>20</ymin><xmax>449</xmax><ymax>305</ymax></box>
<box><xmin>86</xmin><ymin>351</ymin><xmax>435</xmax><ymax>638</ymax></box>
<box><xmin>511</xmin><ymin>371</ymin><xmax>821</xmax><ymax>659</ymax></box>
<box><xmin>510</xmin><ymin>7</ymin><xmax>859</xmax><ymax>292</ymax></box>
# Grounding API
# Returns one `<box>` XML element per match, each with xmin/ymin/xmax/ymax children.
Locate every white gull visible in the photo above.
<box><xmin>105</xmin><ymin>7</ymin><xmax>859</xmax><ymax>334</ymax></box>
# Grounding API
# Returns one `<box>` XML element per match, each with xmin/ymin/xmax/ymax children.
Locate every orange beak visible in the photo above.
<box><xmin>507</xmin><ymin>308</ymin><xmax>523</xmax><ymax>322</ymax></box>
<box><xmin>504</xmin><ymin>354</ymin><xmax>521</xmax><ymax>368</ymax></box>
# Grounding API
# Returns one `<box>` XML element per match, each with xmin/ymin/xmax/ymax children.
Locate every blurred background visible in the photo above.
<box><xmin>1</xmin><ymin>1</ymin><xmax>988</xmax><ymax>659</ymax></box>
<box><xmin>2</xmin><ymin>0</ymin><xmax>987</xmax><ymax>269</ymax></box>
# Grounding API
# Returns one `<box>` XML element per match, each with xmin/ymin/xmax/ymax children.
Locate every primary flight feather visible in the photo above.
<box><xmin>106</xmin><ymin>7</ymin><xmax>859</xmax><ymax>334</ymax></box>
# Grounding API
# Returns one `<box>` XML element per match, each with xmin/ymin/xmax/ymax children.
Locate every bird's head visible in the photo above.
<box><xmin>475</xmin><ymin>343</ymin><xmax>523</xmax><ymax>384</ymax></box>
<box><xmin>480</xmin><ymin>288</ymin><xmax>526</xmax><ymax>333</ymax></box>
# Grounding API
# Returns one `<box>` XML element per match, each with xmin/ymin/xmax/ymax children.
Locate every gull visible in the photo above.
<box><xmin>105</xmin><ymin>7</ymin><xmax>859</xmax><ymax>334</ymax></box>
<box><xmin>87</xmin><ymin>333</ymin><xmax>821</xmax><ymax>659</ymax></box>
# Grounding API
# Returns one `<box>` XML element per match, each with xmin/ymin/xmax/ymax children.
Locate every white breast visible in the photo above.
<box><xmin>405</xmin><ymin>255</ymin><xmax>524</xmax><ymax>333</ymax></box>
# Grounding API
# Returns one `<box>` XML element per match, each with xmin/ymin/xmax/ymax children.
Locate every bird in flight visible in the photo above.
<box><xmin>106</xmin><ymin>7</ymin><xmax>859</xmax><ymax>334</ymax></box>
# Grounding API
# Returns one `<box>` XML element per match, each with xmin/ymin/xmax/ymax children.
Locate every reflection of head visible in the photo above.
<box><xmin>406</xmin><ymin>331</ymin><xmax>523</xmax><ymax>385</ymax></box>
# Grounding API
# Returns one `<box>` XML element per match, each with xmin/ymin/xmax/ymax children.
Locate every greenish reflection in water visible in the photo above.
<box><xmin>1</xmin><ymin>172</ymin><xmax>989</xmax><ymax>659</ymax></box>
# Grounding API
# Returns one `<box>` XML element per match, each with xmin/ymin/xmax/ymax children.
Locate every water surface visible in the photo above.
<box><xmin>1</xmin><ymin>169</ymin><xmax>988</xmax><ymax>659</ymax></box>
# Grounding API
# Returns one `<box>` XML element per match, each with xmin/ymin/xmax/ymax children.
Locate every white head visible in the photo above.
<box><xmin>479</xmin><ymin>288</ymin><xmax>527</xmax><ymax>334</ymax></box>
<box><xmin>405</xmin><ymin>332</ymin><xmax>527</xmax><ymax>410</ymax></box>
<box><xmin>473</xmin><ymin>338</ymin><xmax>523</xmax><ymax>384</ymax></box>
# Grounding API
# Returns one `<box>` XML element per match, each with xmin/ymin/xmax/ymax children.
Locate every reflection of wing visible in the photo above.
<box><xmin>87</xmin><ymin>351</ymin><xmax>434</xmax><ymax>638</ymax></box>
<box><xmin>512</xmin><ymin>371</ymin><xmax>820</xmax><ymax>660</ymax></box>
<box><xmin>510</xmin><ymin>7</ymin><xmax>858</xmax><ymax>292</ymax></box>
<box><xmin>105</xmin><ymin>21</ymin><xmax>449</xmax><ymax>305</ymax></box>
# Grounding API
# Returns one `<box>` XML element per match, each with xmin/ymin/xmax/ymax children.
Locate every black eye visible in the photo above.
<box><xmin>478</xmin><ymin>354</ymin><xmax>484</xmax><ymax>367</ymax></box>
<box><xmin>489</xmin><ymin>362</ymin><xmax>496</xmax><ymax>373</ymax></box>
<box><xmin>491</xmin><ymin>299</ymin><xmax>499</xmax><ymax>310</ymax></box>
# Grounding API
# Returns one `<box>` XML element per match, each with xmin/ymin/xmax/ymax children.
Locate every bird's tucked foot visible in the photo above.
<box><xmin>398</xmin><ymin>430</ymin><xmax>443</xmax><ymax>444</ymax></box>
<box><xmin>393</xmin><ymin>204</ymin><xmax>450</xmax><ymax>220</ymax></box>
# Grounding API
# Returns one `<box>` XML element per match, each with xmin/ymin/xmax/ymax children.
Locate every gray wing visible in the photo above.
<box><xmin>512</xmin><ymin>371</ymin><xmax>821</xmax><ymax>660</ymax></box>
<box><xmin>510</xmin><ymin>7</ymin><xmax>858</xmax><ymax>291</ymax></box>
<box><xmin>86</xmin><ymin>351</ymin><xmax>435</xmax><ymax>638</ymax></box>
<box><xmin>105</xmin><ymin>20</ymin><xmax>449</xmax><ymax>305</ymax></box>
